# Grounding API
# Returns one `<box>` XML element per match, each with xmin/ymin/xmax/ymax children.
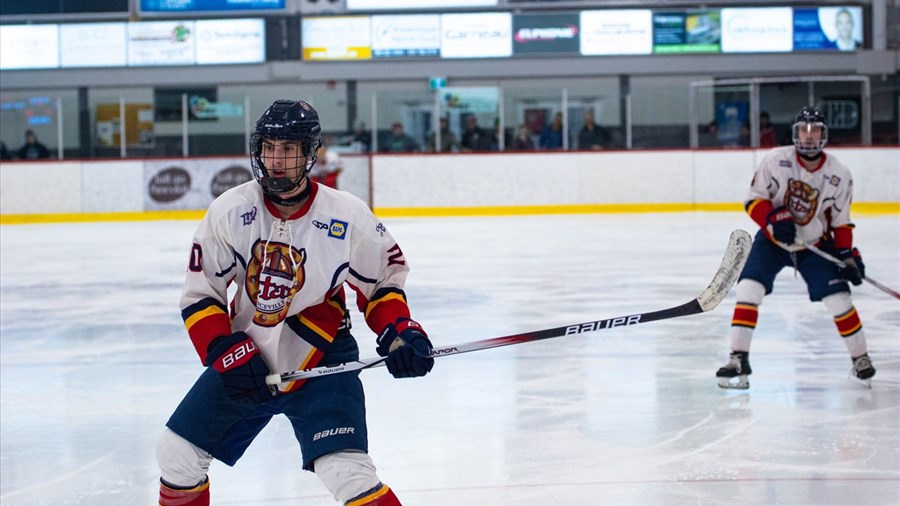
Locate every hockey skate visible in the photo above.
<box><xmin>716</xmin><ymin>351</ymin><xmax>752</xmax><ymax>389</ymax></box>
<box><xmin>850</xmin><ymin>353</ymin><xmax>876</xmax><ymax>388</ymax></box>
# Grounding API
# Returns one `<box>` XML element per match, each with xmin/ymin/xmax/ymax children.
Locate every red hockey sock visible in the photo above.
<box><xmin>346</xmin><ymin>483</ymin><xmax>401</xmax><ymax>506</ymax></box>
<box><xmin>731</xmin><ymin>303</ymin><xmax>758</xmax><ymax>330</ymax></box>
<box><xmin>833</xmin><ymin>307</ymin><xmax>862</xmax><ymax>337</ymax></box>
<box><xmin>159</xmin><ymin>478</ymin><xmax>210</xmax><ymax>506</ymax></box>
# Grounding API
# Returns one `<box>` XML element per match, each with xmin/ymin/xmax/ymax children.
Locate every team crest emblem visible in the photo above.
<box><xmin>246</xmin><ymin>239</ymin><xmax>306</xmax><ymax>327</ymax></box>
<box><xmin>784</xmin><ymin>178</ymin><xmax>819</xmax><ymax>226</ymax></box>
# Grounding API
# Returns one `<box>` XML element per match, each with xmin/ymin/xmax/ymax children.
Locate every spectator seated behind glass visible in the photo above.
<box><xmin>577</xmin><ymin>110</ymin><xmax>612</xmax><ymax>150</ymax></box>
<box><xmin>539</xmin><ymin>112</ymin><xmax>564</xmax><ymax>150</ymax></box>
<box><xmin>759</xmin><ymin>111</ymin><xmax>777</xmax><ymax>147</ymax></box>
<box><xmin>381</xmin><ymin>122</ymin><xmax>420</xmax><ymax>152</ymax></box>
<box><xmin>0</xmin><ymin>141</ymin><xmax>12</xmax><ymax>160</ymax></box>
<box><xmin>16</xmin><ymin>129</ymin><xmax>50</xmax><ymax>160</ymax></box>
<box><xmin>426</xmin><ymin>117</ymin><xmax>460</xmax><ymax>152</ymax></box>
<box><xmin>460</xmin><ymin>115</ymin><xmax>495</xmax><ymax>152</ymax></box>
<box><xmin>509</xmin><ymin>125</ymin><xmax>535</xmax><ymax>151</ymax></box>
<box><xmin>348</xmin><ymin>121</ymin><xmax>371</xmax><ymax>152</ymax></box>
<box><xmin>699</xmin><ymin>120</ymin><xmax>720</xmax><ymax>148</ymax></box>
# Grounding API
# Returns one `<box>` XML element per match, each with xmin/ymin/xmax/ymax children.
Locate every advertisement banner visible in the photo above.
<box><xmin>721</xmin><ymin>8</ymin><xmax>792</xmax><ymax>53</ymax></box>
<box><xmin>0</xmin><ymin>25</ymin><xmax>59</xmax><ymax>70</ymax></box>
<box><xmin>348</xmin><ymin>0</ymin><xmax>496</xmax><ymax>9</ymax></box>
<box><xmin>371</xmin><ymin>15</ymin><xmax>441</xmax><ymax>58</ymax></box>
<box><xmin>144</xmin><ymin>158</ymin><xmax>253</xmax><ymax>210</ymax></box>
<box><xmin>302</xmin><ymin>17</ymin><xmax>372</xmax><ymax>60</ymax></box>
<box><xmin>440</xmin><ymin>13</ymin><xmax>512</xmax><ymax>59</ymax></box>
<box><xmin>128</xmin><ymin>21</ymin><xmax>196</xmax><ymax>66</ymax></box>
<box><xmin>580</xmin><ymin>10</ymin><xmax>652</xmax><ymax>56</ymax></box>
<box><xmin>140</xmin><ymin>0</ymin><xmax>284</xmax><ymax>12</ymax></box>
<box><xmin>793</xmin><ymin>7</ymin><xmax>863</xmax><ymax>51</ymax></box>
<box><xmin>195</xmin><ymin>19</ymin><xmax>265</xmax><ymax>64</ymax></box>
<box><xmin>60</xmin><ymin>23</ymin><xmax>128</xmax><ymax>68</ymax></box>
<box><xmin>512</xmin><ymin>12</ymin><xmax>580</xmax><ymax>55</ymax></box>
<box><xmin>653</xmin><ymin>11</ymin><xmax>720</xmax><ymax>54</ymax></box>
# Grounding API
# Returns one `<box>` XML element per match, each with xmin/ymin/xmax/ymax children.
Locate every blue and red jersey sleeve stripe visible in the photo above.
<box><xmin>181</xmin><ymin>298</ymin><xmax>232</xmax><ymax>365</ymax></box>
<box><xmin>745</xmin><ymin>198</ymin><xmax>773</xmax><ymax>230</ymax></box>
<box><xmin>352</xmin><ymin>286</ymin><xmax>411</xmax><ymax>333</ymax></box>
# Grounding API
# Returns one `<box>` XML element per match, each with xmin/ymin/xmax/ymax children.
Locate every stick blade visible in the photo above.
<box><xmin>697</xmin><ymin>229</ymin><xmax>751</xmax><ymax>312</ymax></box>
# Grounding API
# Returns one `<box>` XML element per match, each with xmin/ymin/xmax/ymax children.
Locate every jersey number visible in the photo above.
<box><xmin>387</xmin><ymin>244</ymin><xmax>406</xmax><ymax>266</ymax></box>
<box><xmin>189</xmin><ymin>243</ymin><xmax>203</xmax><ymax>272</ymax></box>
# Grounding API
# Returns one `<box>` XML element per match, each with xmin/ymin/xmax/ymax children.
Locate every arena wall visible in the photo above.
<box><xmin>1</xmin><ymin>147</ymin><xmax>897</xmax><ymax>223</ymax></box>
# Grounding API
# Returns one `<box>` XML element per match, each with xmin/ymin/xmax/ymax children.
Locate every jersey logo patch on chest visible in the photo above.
<box><xmin>784</xmin><ymin>178</ymin><xmax>819</xmax><ymax>226</ymax></box>
<box><xmin>246</xmin><ymin>239</ymin><xmax>306</xmax><ymax>327</ymax></box>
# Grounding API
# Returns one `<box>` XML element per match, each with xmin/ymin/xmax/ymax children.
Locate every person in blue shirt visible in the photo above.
<box><xmin>539</xmin><ymin>112</ymin><xmax>564</xmax><ymax>150</ymax></box>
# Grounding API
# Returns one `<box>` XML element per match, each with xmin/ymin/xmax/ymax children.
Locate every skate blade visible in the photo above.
<box><xmin>718</xmin><ymin>376</ymin><xmax>749</xmax><ymax>389</ymax></box>
<box><xmin>849</xmin><ymin>369</ymin><xmax>874</xmax><ymax>389</ymax></box>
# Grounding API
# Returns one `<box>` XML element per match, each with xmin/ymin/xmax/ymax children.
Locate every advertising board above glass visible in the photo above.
<box><xmin>512</xmin><ymin>12</ymin><xmax>580</xmax><ymax>55</ymax></box>
<box><xmin>652</xmin><ymin>10</ymin><xmax>721</xmax><ymax>54</ymax></box>
<box><xmin>347</xmin><ymin>0</ymin><xmax>496</xmax><ymax>10</ymax></box>
<box><xmin>302</xmin><ymin>16</ymin><xmax>372</xmax><ymax>60</ymax></box>
<box><xmin>195</xmin><ymin>18</ymin><xmax>265</xmax><ymax>64</ymax></box>
<box><xmin>0</xmin><ymin>25</ymin><xmax>59</xmax><ymax>70</ymax></box>
<box><xmin>139</xmin><ymin>0</ymin><xmax>284</xmax><ymax>12</ymax></box>
<box><xmin>720</xmin><ymin>7</ymin><xmax>793</xmax><ymax>53</ymax></box>
<box><xmin>440</xmin><ymin>12</ymin><xmax>512</xmax><ymax>59</ymax></box>
<box><xmin>128</xmin><ymin>20</ymin><xmax>197</xmax><ymax>65</ymax></box>
<box><xmin>60</xmin><ymin>23</ymin><xmax>129</xmax><ymax>68</ymax></box>
<box><xmin>793</xmin><ymin>6</ymin><xmax>863</xmax><ymax>51</ymax></box>
<box><xmin>580</xmin><ymin>9</ymin><xmax>652</xmax><ymax>56</ymax></box>
<box><xmin>371</xmin><ymin>15</ymin><xmax>442</xmax><ymax>58</ymax></box>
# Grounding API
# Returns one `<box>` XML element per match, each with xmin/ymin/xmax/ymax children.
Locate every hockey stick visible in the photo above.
<box><xmin>266</xmin><ymin>229</ymin><xmax>752</xmax><ymax>385</ymax></box>
<box><xmin>801</xmin><ymin>241</ymin><xmax>900</xmax><ymax>300</ymax></box>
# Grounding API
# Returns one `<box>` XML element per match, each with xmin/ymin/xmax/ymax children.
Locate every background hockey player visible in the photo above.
<box><xmin>716</xmin><ymin>106</ymin><xmax>875</xmax><ymax>389</ymax></box>
<box><xmin>310</xmin><ymin>137</ymin><xmax>343</xmax><ymax>189</ymax></box>
<box><xmin>156</xmin><ymin>99</ymin><xmax>434</xmax><ymax>505</ymax></box>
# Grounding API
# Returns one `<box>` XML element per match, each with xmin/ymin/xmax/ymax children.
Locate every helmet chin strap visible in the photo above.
<box><xmin>798</xmin><ymin>151</ymin><xmax>823</xmax><ymax>162</ymax></box>
<box><xmin>265</xmin><ymin>176</ymin><xmax>311</xmax><ymax>206</ymax></box>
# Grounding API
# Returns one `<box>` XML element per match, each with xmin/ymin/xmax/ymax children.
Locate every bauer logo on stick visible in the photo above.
<box><xmin>565</xmin><ymin>314</ymin><xmax>642</xmax><ymax>335</ymax></box>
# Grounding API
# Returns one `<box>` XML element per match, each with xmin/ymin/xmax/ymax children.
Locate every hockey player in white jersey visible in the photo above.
<box><xmin>716</xmin><ymin>106</ymin><xmax>875</xmax><ymax>389</ymax></box>
<box><xmin>156</xmin><ymin>99</ymin><xmax>433</xmax><ymax>505</ymax></box>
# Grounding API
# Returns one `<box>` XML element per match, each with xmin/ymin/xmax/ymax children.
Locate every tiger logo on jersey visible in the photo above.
<box><xmin>783</xmin><ymin>178</ymin><xmax>819</xmax><ymax>225</ymax></box>
<box><xmin>246</xmin><ymin>239</ymin><xmax>307</xmax><ymax>327</ymax></box>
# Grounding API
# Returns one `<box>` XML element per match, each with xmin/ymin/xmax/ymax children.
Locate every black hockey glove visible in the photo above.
<box><xmin>376</xmin><ymin>318</ymin><xmax>434</xmax><ymax>379</ymax></box>
<box><xmin>206</xmin><ymin>332</ymin><xmax>273</xmax><ymax>404</ymax></box>
<box><xmin>766</xmin><ymin>206</ymin><xmax>796</xmax><ymax>245</ymax></box>
<box><xmin>837</xmin><ymin>248</ymin><xmax>865</xmax><ymax>286</ymax></box>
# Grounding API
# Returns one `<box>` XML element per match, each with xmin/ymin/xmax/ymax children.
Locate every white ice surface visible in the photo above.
<box><xmin>1</xmin><ymin>213</ymin><xmax>898</xmax><ymax>505</ymax></box>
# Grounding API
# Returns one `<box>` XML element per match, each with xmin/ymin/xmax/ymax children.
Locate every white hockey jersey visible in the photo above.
<box><xmin>746</xmin><ymin>146</ymin><xmax>855</xmax><ymax>246</ymax></box>
<box><xmin>180</xmin><ymin>181</ymin><xmax>412</xmax><ymax>392</ymax></box>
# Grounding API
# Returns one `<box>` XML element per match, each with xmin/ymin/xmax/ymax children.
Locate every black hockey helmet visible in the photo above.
<box><xmin>250</xmin><ymin>99</ymin><xmax>321</xmax><ymax>196</ymax></box>
<box><xmin>792</xmin><ymin>106</ymin><xmax>828</xmax><ymax>158</ymax></box>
